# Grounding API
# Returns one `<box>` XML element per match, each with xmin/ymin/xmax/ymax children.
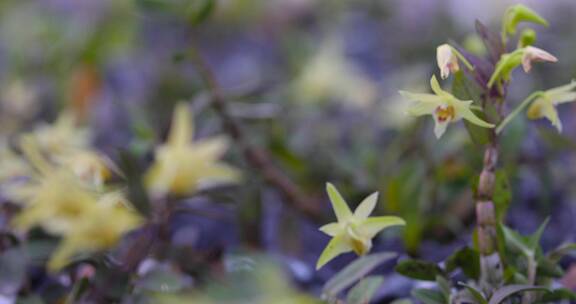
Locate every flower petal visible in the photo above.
<box><xmin>353</xmin><ymin>192</ymin><xmax>378</xmax><ymax>220</ymax></box>
<box><xmin>168</xmin><ymin>103</ymin><xmax>194</xmax><ymax>146</ymax></box>
<box><xmin>326</xmin><ymin>183</ymin><xmax>353</xmax><ymax>222</ymax></box>
<box><xmin>457</xmin><ymin>105</ymin><xmax>495</xmax><ymax>128</ymax></box>
<box><xmin>433</xmin><ymin>116</ymin><xmax>450</xmax><ymax>139</ymax></box>
<box><xmin>407</xmin><ymin>101</ymin><xmax>439</xmax><ymax>117</ymax></box>
<box><xmin>437</xmin><ymin>44</ymin><xmax>459</xmax><ymax>79</ymax></box>
<box><xmin>358</xmin><ymin>216</ymin><xmax>406</xmax><ymax>239</ymax></box>
<box><xmin>316</xmin><ymin>234</ymin><xmax>351</xmax><ymax>270</ymax></box>
<box><xmin>319</xmin><ymin>222</ymin><xmax>341</xmax><ymax>237</ymax></box>
<box><xmin>527</xmin><ymin>98</ymin><xmax>562</xmax><ymax>132</ymax></box>
<box><xmin>521</xmin><ymin>46</ymin><xmax>558</xmax><ymax>72</ymax></box>
<box><xmin>429</xmin><ymin>75</ymin><xmax>445</xmax><ymax>96</ymax></box>
<box><xmin>399</xmin><ymin>91</ymin><xmax>442</xmax><ymax>103</ymax></box>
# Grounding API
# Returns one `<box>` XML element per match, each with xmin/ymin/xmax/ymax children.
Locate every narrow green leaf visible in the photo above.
<box><xmin>452</xmin><ymin>71</ymin><xmax>490</xmax><ymax>145</ymax></box>
<box><xmin>411</xmin><ymin>288</ymin><xmax>447</xmax><ymax>304</ymax></box>
<box><xmin>188</xmin><ymin>0</ymin><xmax>216</xmax><ymax>25</ymax></box>
<box><xmin>445</xmin><ymin>247</ymin><xmax>481</xmax><ymax>280</ymax></box>
<box><xmin>323</xmin><ymin>252</ymin><xmax>396</xmax><ymax>297</ymax></box>
<box><xmin>547</xmin><ymin>243</ymin><xmax>576</xmax><ymax>262</ymax></box>
<box><xmin>458</xmin><ymin>283</ymin><xmax>488</xmax><ymax>304</ymax></box>
<box><xmin>528</xmin><ymin>218</ymin><xmax>549</xmax><ymax>252</ymax></box>
<box><xmin>488</xmin><ymin>285</ymin><xmax>549</xmax><ymax>304</ymax></box>
<box><xmin>538</xmin><ymin>288</ymin><xmax>576</xmax><ymax>303</ymax></box>
<box><xmin>395</xmin><ymin>259</ymin><xmax>444</xmax><ymax>281</ymax></box>
<box><xmin>346</xmin><ymin>276</ymin><xmax>384</xmax><ymax>304</ymax></box>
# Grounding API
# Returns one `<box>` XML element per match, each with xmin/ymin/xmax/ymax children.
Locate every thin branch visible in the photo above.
<box><xmin>188</xmin><ymin>43</ymin><xmax>321</xmax><ymax>221</ymax></box>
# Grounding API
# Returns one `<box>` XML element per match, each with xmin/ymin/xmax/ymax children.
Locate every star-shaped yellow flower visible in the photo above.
<box><xmin>48</xmin><ymin>200</ymin><xmax>142</xmax><ymax>271</ymax></box>
<box><xmin>527</xmin><ymin>81</ymin><xmax>576</xmax><ymax>132</ymax></box>
<box><xmin>316</xmin><ymin>183</ymin><xmax>405</xmax><ymax>270</ymax></box>
<box><xmin>399</xmin><ymin>75</ymin><xmax>495</xmax><ymax>138</ymax></box>
<box><xmin>145</xmin><ymin>103</ymin><xmax>240</xmax><ymax>197</ymax></box>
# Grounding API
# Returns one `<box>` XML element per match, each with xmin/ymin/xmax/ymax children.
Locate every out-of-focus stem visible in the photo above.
<box><xmin>188</xmin><ymin>43</ymin><xmax>321</xmax><ymax>221</ymax></box>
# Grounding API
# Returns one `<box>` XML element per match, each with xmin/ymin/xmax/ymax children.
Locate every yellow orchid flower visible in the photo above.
<box><xmin>31</xmin><ymin>110</ymin><xmax>90</xmax><ymax>156</ymax></box>
<box><xmin>399</xmin><ymin>75</ymin><xmax>495</xmax><ymax>138</ymax></box>
<box><xmin>11</xmin><ymin>137</ymin><xmax>98</xmax><ymax>234</ymax></box>
<box><xmin>145</xmin><ymin>103</ymin><xmax>240</xmax><ymax>197</ymax></box>
<box><xmin>55</xmin><ymin>150</ymin><xmax>113</xmax><ymax>189</ymax></box>
<box><xmin>527</xmin><ymin>81</ymin><xmax>576</xmax><ymax>132</ymax></box>
<box><xmin>316</xmin><ymin>183</ymin><xmax>405</xmax><ymax>270</ymax></box>
<box><xmin>48</xmin><ymin>200</ymin><xmax>142</xmax><ymax>271</ymax></box>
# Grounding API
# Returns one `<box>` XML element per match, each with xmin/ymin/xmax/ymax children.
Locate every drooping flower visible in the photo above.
<box><xmin>316</xmin><ymin>183</ymin><xmax>405</xmax><ymax>270</ymax></box>
<box><xmin>145</xmin><ymin>103</ymin><xmax>240</xmax><ymax>197</ymax></box>
<box><xmin>521</xmin><ymin>46</ymin><xmax>558</xmax><ymax>72</ymax></box>
<box><xmin>488</xmin><ymin>46</ymin><xmax>557</xmax><ymax>88</ymax></box>
<box><xmin>399</xmin><ymin>75</ymin><xmax>495</xmax><ymax>138</ymax></box>
<box><xmin>437</xmin><ymin>44</ymin><xmax>460</xmax><ymax>79</ymax></box>
<box><xmin>527</xmin><ymin>81</ymin><xmax>576</xmax><ymax>132</ymax></box>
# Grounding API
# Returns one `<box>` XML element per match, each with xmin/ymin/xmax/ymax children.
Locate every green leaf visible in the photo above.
<box><xmin>538</xmin><ymin>288</ymin><xmax>576</xmax><ymax>303</ymax></box>
<box><xmin>436</xmin><ymin>275</ymin><xmax>451</xmax><ymax>298</ymax></box>
<box><xmin>445</xmin><ymin>247</ymin><xmax>480</xmax><ymax>280</ymax></box>
<box><xmin>395</xmin><ymin>259</ymin><xmax>444</xmax><ymax>281</ymax></box>
<box><xmin>323</xmin><ymin>252</ymin><xmax>396</xmax><ymax>297</ymax></box>
<box><xmin>411</xmin><ymin>288</ymin><xmax>447</xmax><ymax>304</ymax></box>
<box><xmin>188</xmin><ymin>0</ymin><xmax>215</xmax><ymax>25</ymax></box>
<box><xmin>547</xmin><ymin>243</ymin><xmax>576</xmax><ymax>262</ymax></box>
<box><xmin>16</xmin><ymin>295</ymin><xmax>45</xmax><ymax>304</ymax></box>
<box><xmin>502</xmin><ymin>4</ymin><xmax>549</xmax><ymax>36</ymax></box>
<box><xmin>536</xmin><ymin>257</ymin><xmax>563</xmax><ymax>278</ymax></box>
<box><xmin>488</xmin><ymin>285</ymin><xmax>549</xmax><ymax>304</ymax></box>
<box><xmin>458</xmin><ymin>283</ymin><xmax>488</xmax><ymax>304</ymax></box>
<box><xmin>346</xmin><ymin>276</ymin><xmax>384</xmax><ymax>304</ymax></box>
<box><xmin>500</xmin><ymin>224</ymin><xmax>533</xmax><ymax>257</ymax></box>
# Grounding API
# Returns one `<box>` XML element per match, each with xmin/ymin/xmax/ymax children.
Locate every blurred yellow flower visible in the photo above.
<box><xmin>527</xmin><ymin>81</ymin><xmax>576</xmax><ymax>132</ymax></box>
<box><xmin>294</xmin><ymin>39</ymin><xmax>377</xmax><ymax>108</ymax></box>
<box><xmin>11</xmin><ymin>137</ymin><xmax>99</xmax><ymax>234</ymax></box>
<box><xmin>316</xmin><ymin>183</ymin><xmax>405</xmax><ymax>270</ymax></box>
<box><xmin>145</xmin><ymin>103</ymin><xmax>240</xmax><ymax>197</ymax></box>
<box><xmin>48</xmin><ymin>200</ymin><xmax>142</xmax><ymax>271</ymax></box>
<box><xmin>399</xmin><ymin>75</ymin><xmax>494</xmax><ymax>138</ymax></box>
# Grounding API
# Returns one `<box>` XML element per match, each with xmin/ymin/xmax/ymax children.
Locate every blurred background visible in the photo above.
<box><xmin>1</xmin><ymin>0</ymin><xmax>576</xmax><ymax>302</ymax></box>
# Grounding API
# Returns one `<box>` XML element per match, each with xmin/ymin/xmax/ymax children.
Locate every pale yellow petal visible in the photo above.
<box><xmin>429</xmin><ymin>75</ymin><xmax>445</xmax><ymax>96</ymax></box>
<box><xmin>358</xmin><ymin>216</ymin><xmax>406</xmax><ymax>239</ymax></box>
<box><xmin>433</xmin><ymin>117</ymin><xmax>450</xmax><ymax>139</ymax></box>
<box><xmin>353</xmin><ymin>192</ymin><xmax>378</xmax><ymax>220</ymax></box>
<box><xmin>457</xmin><ymin>105</ymin><xmax>495</xmax><ymax>128</ymax></box>
<box><xmin>316</xmin><ymin>234</ymin><xmax>351</xmax><ymax>270</ymax></box>
<box><xmin>407</xmin><ymin>101</ymin><xmax>439</xmax><ymax>117</ymax></box>
<box><xmin>399</xmin><ymin>91</ymin><xmax>442</xmax><ymax>103</ymax></box>
<box><xmin>326</xmin><ymin>183</ymin><xmax>352</xmax><ymax>222</ymax></box>
<box><xmin>319</xmin><ymin>222</ymin><xmax>341</xmax><ymax>237</ymax></box>
<box><xmin>168</xmin><ymin>103</ymin><xmax>193</xmax><ymax>146</ymax></box>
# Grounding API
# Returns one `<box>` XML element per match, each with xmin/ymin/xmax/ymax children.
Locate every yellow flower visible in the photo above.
<box><xmin>399</xmin><ymin>75</ymin><xmax>495</xmax><ymax>138</ymax></box>
<box><xmin>31</xmin><ymin>111</ymin><xmax>90</xmax><ymax>156</ymax></box>
<box><xmin>316</xmin><ymin>183</ymin><xmax>405</xmax><ymax>270</ymax></box>
<box><xmin>11</xmin><ymin>137</ymin><xmax>98</xmax><ymax>234</ymax></box>
<box><xmin>527</xmin><ymin>81</ymin><xmax>576</xmax><ymax>132</ymax></box>
<box><xmin>437</xmin><ymin>44</ymin><xmax>460</xmax><ymax>79</ymax></box>
<box><xmin>145</xmin><ymin>103</ymin><xmax>240</xmax><ymax>197</ymax></box>
<box><xmin>55</xmin><ymin>150</ymin><xmax>113</xmax><ymax>189</ymax></box>
<box><xmin>48</xmin><ymin>200</ymin><xmax>142</xmax><ymax>271</ymax></box>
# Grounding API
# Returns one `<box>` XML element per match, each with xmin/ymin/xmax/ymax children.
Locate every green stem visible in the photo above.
<box><xmin>495</xmin><ymin>91</ymin><xmax>542</xmax><ymax>134</ymax></box>
<box><xmin>450</xmin><ymin>45</ymin><xmax>475</xmax><ymax>72</ymax></box>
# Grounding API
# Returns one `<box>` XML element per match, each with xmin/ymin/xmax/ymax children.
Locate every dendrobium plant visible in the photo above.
<box><xmin>316</xmin><ymin>183</ymin><xmax>405</xmax><ymax>270</ymax></box>
<box><xmin>488</xmin><ymin>46</ymin><xmax>557</xmax><ymax>88</ymax></box>
<box><xmin>400</xmin><ymin>75</ymin><xmax>495</xmax><ymax>138</ymax></box>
